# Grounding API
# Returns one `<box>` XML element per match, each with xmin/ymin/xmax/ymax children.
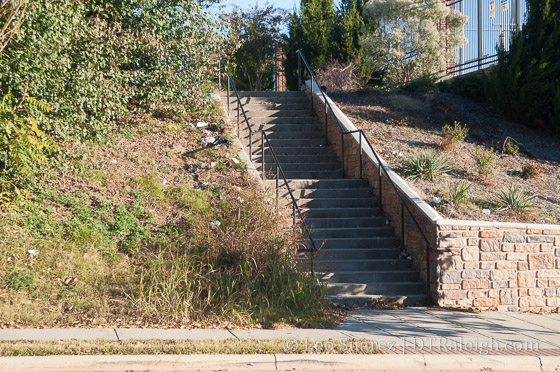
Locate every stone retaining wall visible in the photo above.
<box><xmin>304</xmin><ymin>81</ymin><xmax>560</xmax><ymax>312</ymax></box>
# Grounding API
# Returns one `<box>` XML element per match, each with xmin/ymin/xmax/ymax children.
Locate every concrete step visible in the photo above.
<box><xmin>310</xmin><ymin>227</ymin><xmax>394</xmax><ymax>239</ymax></box>
<box><xmin>298</xmin><ymin>198</ymin><xmax>377</xmax><ymax>209</ymax></box>
<box><xmin>283</xmin><ymin>170</ymin><xmax>344</xmax><ymax>179</ymax></box>
<box><xmin>242</xmin><ymin>131</ymin><xmax>324</xmax><ymax>140</ymax></box>
<box><xmin>284</xmin><ymin>179</ymin><xmax>370</xmax><ymax>189</ymax></box>
<box><xmin>231</xmin><ymin>96</ymin><xmax>309</xmax><ymax>105</ymax></box>
<box><xmin>261</xmin><ymin>162</ymin><xmax>341</xmax><ymax>172</ymax></box>
<box><xmin>241</xmin><ymin>124</ymin><xmax>324</xmax><ymax>132</ymax></box>
<box><xmin>327</xmin><ymin>294</ymin><xmax>426</xmax><ymax>306</ymax></box>
<box><xmin>306</xmin><ymin>217</ymin><xmax>386</xmax><ymax>228</ymax></box>
<box><xmin>254</xmin><ymin>147</ymin><xmax>335</xmax><ymax>156</ymax></box>
<box><xmin>315</xmin><ymin>247</ymin><xmax>400</xmax><ymax>260</ymax></box>
<box><xmin>293</xmin><ymin>188</ymin><xmax>371</xmax><ymax>199</ymax></box>
<box><xmin>314</xmin><ymin>237</ymin><xmax>400</xmax><ymax>249</ymax></box>
<box><xmin>242</xmin><ymin>138</ymin><xmax>326</xmax><ymax>147</ymax></box>
<box><xmin>233</xmin><ymin>91</ymin><xmax>305</xmax><ymax>97</ymax></box>
<box><xmin>261</xmin><ymin>154</ymin><xmax>339</xmax><ymax>164</ymax></box>
<box><xmin>245</xmin><ymin>116</ymin><xmax>319</xmax><ymax>125</ymax></box>
<box><xmin>234</xmin><ymin>103</ymin><xmax>311</xmax><ymax>111</ymax></box>
<box><xmin>315</xmin><ymin>258</ymin><xmax>412</xmax><ymax>271</ymax></box>
<box><xmin>301</xmin><ymin>208</ymin><xmax>382</xmax><ymax>219</ymax></box>
<box><xmin>318</xmin><ymin>270</ymin><xmax>419</xmax><ymax>283</ymax></box>
<box><xmin>326</xmin><ymin>281</ymin><xmax>425</xmax><ymax>296</ymax></box>
<box><xmin>231</xmin><ymin>109</ymin><xmax>313</xmax><ymax>118</ymax></box>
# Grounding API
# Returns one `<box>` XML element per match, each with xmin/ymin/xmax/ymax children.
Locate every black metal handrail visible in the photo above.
<box><xmin>220</xmin><ymin>57</ymin><xmax>254</xmax><ymax>161</ymax></box>
<box><xmin>297</xmin><ymin>50</ymin><xmax>433</xmax><ymax>305</ymax></box>
<box><xmin>261</xmin><ymin>130</ymin><xmax>318</xmax><ymax>253</ymax></box>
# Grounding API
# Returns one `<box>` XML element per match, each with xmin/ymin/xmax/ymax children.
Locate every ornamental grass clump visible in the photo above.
<box><xmin>493</xmin><ymin>185</ymin><xmax>535</xmax><ymax>213</ymax></box>
<box><xmin>449</xmin><ymin>180</ymin><xmax>471</xmax><ymax>206</ymax></box>
<box><xmin>403</xmin><ymin>150</ymin><xmax>450</xmax><ymax>180</ymax></box>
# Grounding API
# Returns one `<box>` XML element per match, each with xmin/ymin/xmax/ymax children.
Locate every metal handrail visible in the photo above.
<box><xmin>297</xmin><ymin>50</ymin><xmax>433</xmax><ymax>305</ymax></box>
<box><xmin>261</xmin><ymin>130</ymin><xmax>317</xmax><ymax>253</ymax></box>
<box><xmin>220</xmin><ymin>57</ymin><xmax>254</xmax><ymax>161</ymax></box>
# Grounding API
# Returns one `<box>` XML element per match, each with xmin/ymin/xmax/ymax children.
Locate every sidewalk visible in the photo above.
<box><xmin>1</xmin><ymin>308</ymin><xmax>560</xmax><ymax>371</ymax></box>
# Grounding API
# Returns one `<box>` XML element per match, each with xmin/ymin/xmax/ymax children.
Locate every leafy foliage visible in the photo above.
<box><xmin>403</xmin><ymin>150</ymin><xmax>450</xmax><ymax>180</ymax></box>
<box><xmin>0</xmin><ymin>92</ymin><xmax>58</xmax><ymax>200</ymax></box>
<box><xmin>1</xmin><ymin>0</ymin><xmax>229</xmax><ymax>139</ymax></box>
<box><xmin>473</xmin><ymin>147</ymin><xmax>495</xmax><ymax>179</ymax></box>
<box><xmin>227</xmin><ymin>4</ymin><xmax>286</xmax><ymax>91</ymax></box>
<box><xmin>360</xmin><ymin>0</ymin><xmax>467</xmax><ymax>86</ymax></box>
<box><xmin>486</xmin><ymin>0</ymin><xmax>560</xmax><ymax>131</ymax></box>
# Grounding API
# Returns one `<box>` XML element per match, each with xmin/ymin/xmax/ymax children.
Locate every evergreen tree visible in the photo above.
<box><xmin>283</xmin><ymin>0</ymin><xmax>337</xmax><ymax>90</ymax></box>
<box><xmin>487</xmin><ymin>0</ymin><xmax>560</xmax><ymax>130</ymax></box>
<box><xmin>337</xmin><ymin>0</ymin><xmax>365</xmax><ymax>64</ymax></box>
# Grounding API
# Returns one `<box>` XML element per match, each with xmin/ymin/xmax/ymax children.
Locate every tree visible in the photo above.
<box><xmin>360</xmin><ymin>0</ymin><xmax>467</xmax><ymax>86</ymax></box>
<box><xmin>283</xmin><ymin>0</ymin><xmax>337</xmax><ymax>90</ymax></box>
<box><xmin>337</xmin><ymin>0</ymin><xmax>365</xmax><ymax>64</ymax></box>
<box><xmin>227</xmin><ymin>3</ymin><xmax>286</xmax><ymax>91</ymax></box>
<box><xmin>487</xmin><ymin>0</ymin><xmax>560</xmax><ymax>131</ymax></box>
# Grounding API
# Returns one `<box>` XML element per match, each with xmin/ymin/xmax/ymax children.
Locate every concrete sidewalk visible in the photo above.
<box><xmin>1</xmin><ymin>308</ymin><xmax>560</xmax><ymax>371</ymax></box>
<box><xmin>0</xmin><ymin>354</ymin><xmax>559</xmax><ymax>371</ymax></box>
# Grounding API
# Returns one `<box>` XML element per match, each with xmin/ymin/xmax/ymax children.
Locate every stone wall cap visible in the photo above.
<box><xmin>437</xmin><ymin>219</ymin><xmax>560</xmax><ymax>231</ymax></box>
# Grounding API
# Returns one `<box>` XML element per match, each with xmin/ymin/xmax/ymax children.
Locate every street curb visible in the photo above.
<box><xmin>0</xmin><ymin>354</ymin><xmax>559</xmax><ymax>372</ymax></box>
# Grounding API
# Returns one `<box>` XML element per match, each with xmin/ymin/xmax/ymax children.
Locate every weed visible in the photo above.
<box><xmin>449</xmin><ymin>180</ymin><xmax>471</xmax><ymax>205</ymax></box>
<box><xmin>499</xmin><ymin>137</ymin><xmax>520</xmax><ymax>156</ymax></box>
<box><xmin>493</xmin><ymin>185</ymin><xmax>535</xmax><ymax>212</ymax></box>
<box><xmin>403</xmin><ymin>150</ymin><xmax>450</xmax><ymax>180</ymax></box>
<box><xmin>4</xmin><ymin>271</ymin><xmax>34</xmax><ymax>291</ymax></box>
<box><xmin>521</xmin><ymin>164</ymin><xmax>543</xmax><ymax>179</ymax></box>
<box><xmin>442</xmin><ymin>121</ymin><xmax>469</xmax><ymax>142</ymax></box>
<box><xmin>473</xmin><ymin>147</ymin><xmax>495</xmax><ymax>179</ymax></box>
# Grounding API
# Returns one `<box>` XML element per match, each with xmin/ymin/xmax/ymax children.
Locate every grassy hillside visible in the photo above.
<box><xmin>0</xmin><ymin>99</ymin><xmax>330</xmax><ymax>329</ymax></box>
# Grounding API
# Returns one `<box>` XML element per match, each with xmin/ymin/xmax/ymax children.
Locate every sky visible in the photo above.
<box><xmin>219</xmin><ymin>0</ymin><xmax>299</xmax><ymax>12</ymax></box>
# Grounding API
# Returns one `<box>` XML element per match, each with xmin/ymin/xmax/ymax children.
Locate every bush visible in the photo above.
<box><xmin>403</xmin><ymin>150</ymin><xmax>450</xmax><ymax>180</ymax></box>
<box><xmin>521</xmin><ymin>163</ymin><xmax>544</xmax><ymax>179</ymax></box>
<box><xmin>439</xmin><ymin>121</ymin><xmax>469</xmax><ymax>151</ymax></box>
<box><xmin>437</xmin><ymin>74</ymin><xmax>488</xmax><ymax>100</ymax></box>
<box><xmin>473</xmin><ymin>147</ymin><xmax>495</xmax><ymax>179</ymax></box>
<box><xmin>400</xmin><ymin>75</ymin><xmax>440</xmax><ymax>93</ymax></box>
<box><xmin>315</xmin><ymin>59</ymin><xmax>361</xmax><ymax>92</ymax></box>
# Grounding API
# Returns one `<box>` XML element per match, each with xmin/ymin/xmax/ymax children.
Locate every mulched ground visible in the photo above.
<box><xmin>330</xmin><ymin>90</ymin><xmax>560</xmax><ymax>225</ymax></box>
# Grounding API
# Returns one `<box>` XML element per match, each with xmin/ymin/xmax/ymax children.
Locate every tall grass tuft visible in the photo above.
<box><xmin>403</xmin><ymin>150</ymin><xmax>450</xmax><ymax>180</ymax></box>
<box><xmin>493</xmin><ymin>185</ymin><xmax>535</xmax><ymax>213</ymax></box>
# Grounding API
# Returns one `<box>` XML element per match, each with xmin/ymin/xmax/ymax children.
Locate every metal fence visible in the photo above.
<box><xmin>451</xmin><ymin>0</ymin><xmax>528</xmax><ymax>75</ymax></box>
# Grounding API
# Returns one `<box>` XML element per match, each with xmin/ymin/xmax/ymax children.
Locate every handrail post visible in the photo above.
<box><xmin>261</xmin><ymin>131</ymin><xmax>265</xmax><ymax>180</ymax></box>
<box><xmin>324</xmin><ymin>101</ymin><xmax>328</xmax><ymax>146</ymax></box>
<box><xmin>275</xmin><ymin>164</ymin><xmax>279</xmax><ymax>210</ymax></box>
<box><xmin>378</xmin><ymin>163</ymin><xmax>383</xmax><ymax>202</ymax></box>
<box><xmin>237</xmin><ymin>101</ymin><xmax>240</xmax><ymax>130</ymax></box>
<box><xmin>297</xmin><ymin>52</ymin><xmax>301</xmax><ymax>90</ymax></box>
<box><xmin>359</xmin><ymin>132</ymin><xmax>363</xmax><ymax>179</ymax></box>
<box><xmin>426</xmin><ymin>245</ymin><xmax>431</xmax><ymax>306</ymax></box>
<box><xmin>218</xmin><ymin>59</ymin><xmax>221</xmax><ymax>89</ymax></box>
<box><xmin>227</xmin><ymin>76</ymin><xmax>230</xmax><ymax>112</ymax></box>
<box><xmin>292</xmin><ymin>203</ymin><xmax>296</xmax><ymax>226</ymax></box>
<box><xmin>310</xmin><ymin>75</ymin><xmax>314</xmax><ymax>112</ymax></box>
<box><xmin>249</xmin><ymin>130</ymin><xmax>253</xmax><ymax>162</ymax></box>
<box><xmin>400</xmin><ymin>202</ymin><xmax>405</xmax><ymax>250</ymax></box>
<box><xmin>341</xmin><ymin>132</ymin><xmax>345</xmax><ymax>177</ymax></box>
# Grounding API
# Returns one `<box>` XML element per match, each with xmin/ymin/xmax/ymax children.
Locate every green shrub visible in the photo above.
<box><xmin>521</xmin><ymin>163</ymin><xmax>543</xmax><ymax>179</ymax></box>
<box><xmin>442</xmin><ymin>121</ymin><xmax>469</xmax><ymax>142</ymax></box>
<box><xmin>493</xmin><ymin>185</ymin><xmax>535</xmax><ymax>213</ymax></box>
<box><xmin>403</xmin><ymin>150</ymin><xmax>450</xmax><ymax>180</ymax></box>
<box><xmin>437</xmin><ymin>74</ymin><xmax>487</xmax><ymax>100</ymax></box>
<box><xmin>400</xmin><ymin>75</ymin><xmax>440</xmax><ymax>93</ymax></box>
<box><xmin>473</xmin><ymin>147</ymin><xmax>495</xmax><ymax>179</ymax></box>
<box><xmin>500</xmin><ymin>137</ymin><xmax>520</xmax><ymax>156</ymax></box>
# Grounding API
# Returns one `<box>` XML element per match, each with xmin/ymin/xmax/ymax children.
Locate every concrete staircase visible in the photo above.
<box><xmin>228</xmin><ymin>90</ymin><xmax>425</xmax><ymax>306</ymax></box>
